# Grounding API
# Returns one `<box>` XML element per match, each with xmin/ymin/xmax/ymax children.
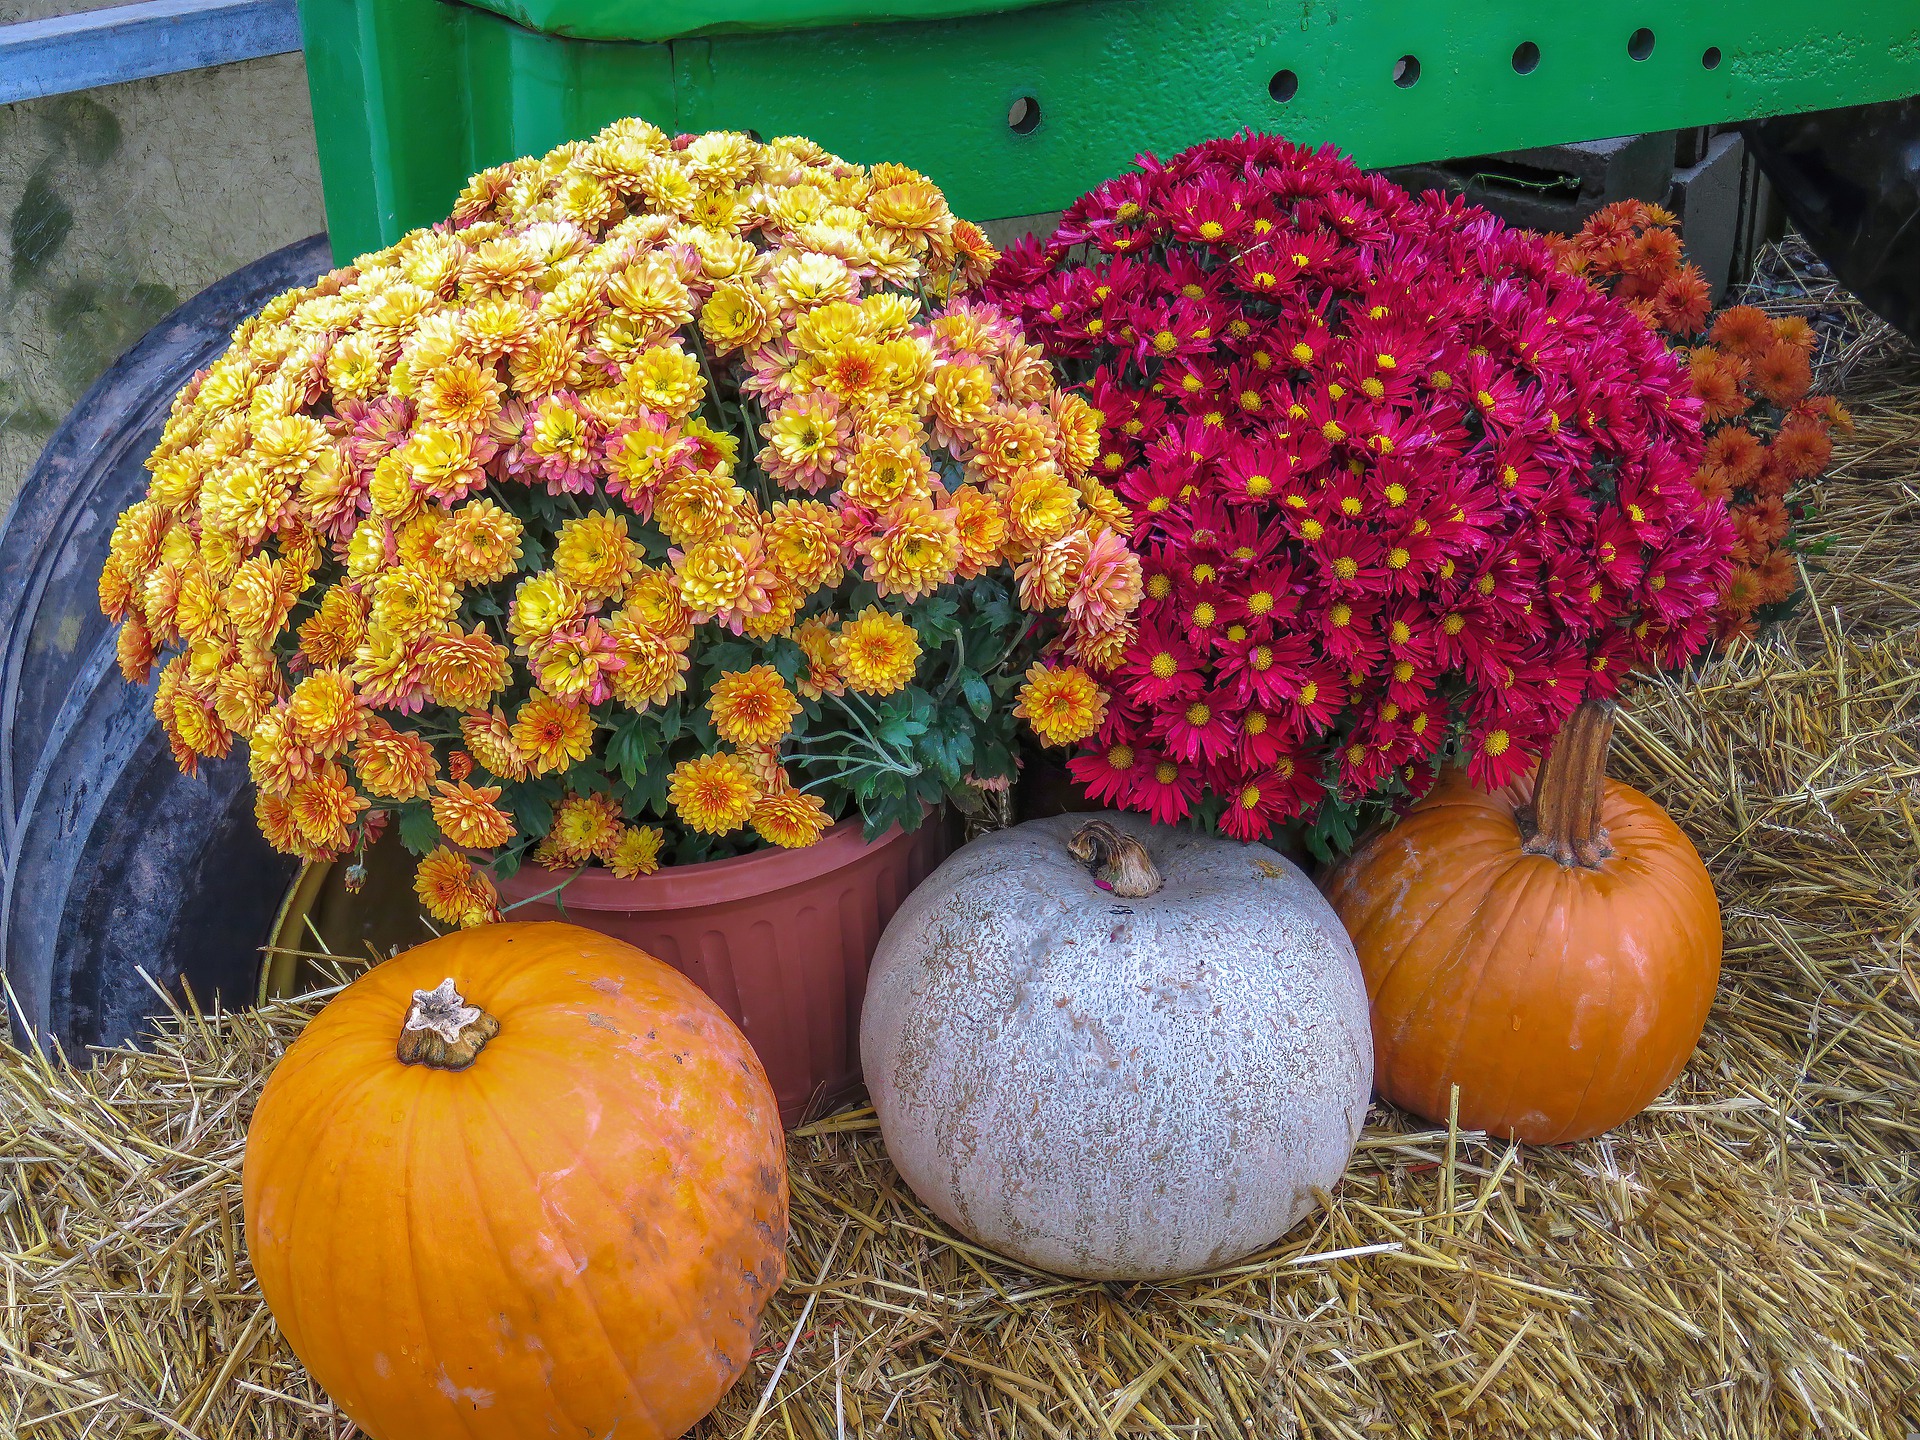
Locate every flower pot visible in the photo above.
<box><xmin>496</xmin><ymin>813</ymin><xmax>958</xmax><ymax>1126</ymax></box>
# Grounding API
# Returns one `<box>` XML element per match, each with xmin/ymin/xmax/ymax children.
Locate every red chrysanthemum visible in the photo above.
<box><xmin>989</xmin><ymin>133</ymin><xmax>1733</xmax><ymax>846</ymax></box>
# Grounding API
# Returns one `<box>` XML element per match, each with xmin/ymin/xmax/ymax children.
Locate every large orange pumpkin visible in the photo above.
<box><xmin>1324</xmin><ymin>701</ymin><xmax>1721</xmax><ymax>1144</ymax></box>
<box><xmin>242</xmin><ymin>921</ymin><xmax>788</xmax><ymax>1440</ymax></box>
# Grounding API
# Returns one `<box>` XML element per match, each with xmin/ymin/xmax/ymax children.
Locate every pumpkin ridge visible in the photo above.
<box><xmin>1360</xmin><ymin>833</ymin><xmax>1514</xmax><ymax>1007</ymax></box>
<box><xmin>448</xmin><ymin>1072</ymin><xmax>607</xmax><ymax>1439</ymax></box>
<box><xmin>1548</xmin><ymin>879</ymin><xmax>1616</xmax><ymax>1144</ymax></box>
<box><xmin>395</xmin><ymin>1084</ymin><xmax>491</xmax><ymax>1440</ymax></box>
<box><xmin>463</xmin><ymin>1072</ymin><xmax>671</xmax><ymax>1440</ymax></box>
<box><xmin>258</xmin><ymin>1052</ymin><xmax>408</xmax><ymax>1389</ymax></box>
<box><xmin>1424</xmin><ymin>856</ymin><xmax>1563</xmax><ymax>1126</ymax></box>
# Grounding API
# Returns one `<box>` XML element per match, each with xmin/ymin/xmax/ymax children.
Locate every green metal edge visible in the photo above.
<box><xmin>461</xmin><ymin>0</ymin><xmax>1072</xmax><ymax>43</ymax></box>
<box><xmin>298</xmin><ymin>0</ymin><xmax>1920</xmax><ymax>264</ymax></box>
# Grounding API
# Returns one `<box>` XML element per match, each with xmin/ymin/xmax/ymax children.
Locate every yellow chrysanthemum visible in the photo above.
<box><xmin>552</xmin><ymin>511</ymin><xmax>639</xmax><ymax>600</ymax></box>
<box><xmin>859</xmin><ymin>499</ymin><xmax>961</xmax><ymax>602</ymax></box>
<box><xmin>699</xmin><ymin>280</ymin><xmax>774</xmax><ymax>353</ymax></box>
<box><xmin>653</xmin><ymin>470</ymin><xmax>753</xmax><ymax>549</ymax></box>
<box><xmin>842</xmin><ymin>430</ymin><xmax>933</xmax><ymax>509</ymax></box>
<box><xmin>608</xmin><ymin>824</ymin><xmax>665</xmax><ymax>879</ymax></box>
<box><xmin>832</xmin><ymin>606</ymin><xmax>920</xmax><ymax>696</ymax></box>
<box><xmin>458</xmin><ymin>708</ymin><xmax>530</xmax><ymax>781</ymax></box>
<box><xmin>508</xmin><ymin>572</ymin><xmax>585</xmax><ymax>650</ymax></box>
<box><xmin>430</xmin><ymin>778</ymin><xmax>516</xmax><ymax>849</ymax></box>
<box><xmin>1004</xmin><ymin>465</ymin><xmax>1082</xmax><ymax>549</ymax></box>
<box><xmin>668</xmin><ymin>751</ymin><xmax>759</xmax><ymax>834</ymax></box>
<box><xmin>438</xmin><ymin>499</ymin><xmax>523</xmax><ymax>585</ymax></box>
<box><xmin>621</xmin><ymin>565</ymin><xmax>692</xmax><ymax>637</ymax></box>
<box><xmin>709</xmin><ymin>665</ymin><xmax>800</xmax><ymax>747</ymax></box>
<box><xmin>763</xmin><ymin>499</ymin><xmax>845</xmax><ymax>592</ymax></box>
<box><xmin>418</xmin><ymin>354</ymin><xmax>505</xmax><ymax>430</ymax></box>
<box><xmin>602</xmin><ymin>617</ymin><xmax>688</xmax><ymax>710</ymax></box>
<box><xmin>371</xmin><ymin>565</ymin><xmax>459</xmax><ymax>643</ymax></box>
<box><xmin>286</xmin><ymin>668</ymin><xmax>366</xmax><ymax>756</ymax></box>
<box><xmin>536</xmin><ymin>791</ymin><xmax>624</xmax><ymax>867</ymax></box>
<box><xmin>793</xmin><ymin>614</ymin><xmax>843</xmax><ymax>700</ymax></box>
<box><xmin>511</xmin><ymin>692</ymin><xmax>596</xmax><ymax>774</ymax></box>
<box><xmin>1015</xmin><ymin>663</ymin><xmax>1108</xmax><ymax>747</ymax></box>
<box><xmin>624</xmin><ymin>345</ymin><xmax>705</xmax><ymax>417</ymax></box>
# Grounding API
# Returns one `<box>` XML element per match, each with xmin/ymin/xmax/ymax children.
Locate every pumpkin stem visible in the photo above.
<box><xmin>1516</xmin><ymin>699</ymin><xmax>1618</xmax><ymax>870</ymax></box>
<box><xmin>397</xmin><ymin>977</ymin><xmax>500</xmax><ymax>1070</ymax></box>
<box><xmin>1067</xmin><ymin>819</ymin><xmax>1163</xmax><ymax>898</ymax></box>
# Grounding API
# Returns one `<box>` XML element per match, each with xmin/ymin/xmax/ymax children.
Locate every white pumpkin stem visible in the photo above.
<box><xmin>1517</xmin><ymin>700</ymin><xmax>1617</xmax><ymax>870</ymax></box>
<box><xmin>1067</xmin><ymin>820</ymin><xmax>1164</xmax><ymax>898</ymax></box>
<box><xmin>397</xmin><ymin>977</ymin><xmax>500</xmax><ymax>1070</ymax></box>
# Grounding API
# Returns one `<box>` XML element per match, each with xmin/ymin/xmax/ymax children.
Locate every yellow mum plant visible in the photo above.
<box><xmin>99</xmin><ymin>123</ymin><xmax>1138</xmax><ymax>925</ymax></box>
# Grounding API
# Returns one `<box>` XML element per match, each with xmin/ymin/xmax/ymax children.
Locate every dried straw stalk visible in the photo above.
<box><xmin>4</xmin><ymin>286</ymin><xmax>1918</xmax><ymax>1440</ymax></box>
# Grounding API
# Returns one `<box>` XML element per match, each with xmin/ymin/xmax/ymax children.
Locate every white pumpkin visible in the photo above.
<box><xmin>861</xmin><ymin>811</ymin><xmax>1372</xmax><ymax>1281</ymax></box>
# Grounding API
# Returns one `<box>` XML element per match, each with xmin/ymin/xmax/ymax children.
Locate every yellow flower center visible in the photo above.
<box><xmin>1484</xmin><ymin>729</ymin><xmax>1510</xmax><ymax>756</ymax></box>
<box><xmin>1155</xmin><ymin>762</ymin><xmax>1179</xmax><ymax>784</ymax></box>
<box><xmin>1153</xmin><ymin>331</ymin><xmax>1178</xmax><ymax>354</ymax></box>
<box><xmin>1108</xmin><ymin>744</ymin><xmax>1135</xmax><ymax>769</ymax></box>
<box><xmin>1332</xmin><ymin>556</ymin><xmax>1359</xmax><ymax>580</ymax></box>
<box><xmin>1192</xmin><ymin>601</ymin><xmax>1217</xmax><ymax>627</ymax></box>
<box><xmin>1443</xmin><ymin>614</ymin><xmax>1465</xmax><ymax>635</ymax></box>
<box><xmin>1185</xmin><ymin>702</ymin><xmax>1212</xmax><ymax>726</ymax></box>
<box><xmin>1150</xmin><ymin>651</ymin><xmax>1178</xmax><ymax>678</ymax></box>
<box><xmin>1248</xmin><ymin>591</ymin><xmax>1275</xmax><ymax>615</ymax></box>
<box><xmin>1388</xmin><ymin>547</ymin><xmax>1410</xmax><ymax>570</ymax></box>
<box><xmin>1297</xmin><ymin>681</ymin><xmax>1319</xmax><ymax>706</ymax></box>
<box><xmin>1329</xmin><ymin>602</ymin><xmax>1351</xmax><ymax>628</ymax></box>
<box><xmin>1239</xmin><ymin>785</ymin><xmax>1261</xmax><ymax>809</ymax></box>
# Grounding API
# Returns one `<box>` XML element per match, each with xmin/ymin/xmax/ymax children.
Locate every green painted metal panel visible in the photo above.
<box><xmin>466</xmin><ymin>0</ymin><xmax>1069</xmax><ymax>43</ymax></box>
<box><xmin>298</xmin><ymin>0</ymin><xmax>1920</xmax><ymax>264</ymax></box>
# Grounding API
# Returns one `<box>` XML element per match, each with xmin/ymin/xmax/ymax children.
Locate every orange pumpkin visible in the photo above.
<box><xmin>1324</xmin><ymin>701</ymin><xmax>1721</xmax><ymax>1144</ymax></box>
<box><xmin>242</xmin><ymin>921</ymin><xmax>788</xmax><ymax>1440</ymax></box>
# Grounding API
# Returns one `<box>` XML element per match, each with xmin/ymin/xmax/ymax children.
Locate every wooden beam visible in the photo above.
<box><xmin>0</xmin><ymin>0</ymin><xmax>302</xmax><ymax>106</ymax></box>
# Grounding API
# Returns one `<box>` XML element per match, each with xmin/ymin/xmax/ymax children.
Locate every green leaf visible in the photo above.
<box><xmin>397</xmin><ymin>803</ymin><xmax>441</xmax><ymax>857</ymax></box>
<box><xmin>961</xmin><ymin>674</ymin><xmax>993</xmax><ymax>719</ymax></box>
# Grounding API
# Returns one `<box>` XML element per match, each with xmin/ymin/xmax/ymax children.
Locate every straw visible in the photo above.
<box><xmin>4</xmin><ymin>259</ymin><xmax>1918</xmax><ymax>1439</ymax></box>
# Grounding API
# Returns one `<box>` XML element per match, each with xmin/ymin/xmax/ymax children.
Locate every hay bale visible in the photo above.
<box><xmin>4</xmin><ymin>319</ymin><xmax>1919</xmax><ymax>1440</ymax></box>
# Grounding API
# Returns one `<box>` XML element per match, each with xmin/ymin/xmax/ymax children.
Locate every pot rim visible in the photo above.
<box><xmin>494</xmin><ymin>814</ymin><xmax>917</xmax><ymax>912</ymax></box>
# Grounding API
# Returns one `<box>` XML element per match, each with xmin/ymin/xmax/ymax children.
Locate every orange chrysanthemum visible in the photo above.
<box><xmin>414</xmin><ymin>845</ymin><xmax>502</xmax><ymax>928</ymax></box>
<box><xmin>1708</xmin><ymin>305</ymin><xmax>1777</xmax><ymax>358</ymax></box>
<box><xmin>286</xmin><ymin>668</ymin><xmax>366</xmax><ymax>757</ymax></box>
<box><xmin>460</xmin><ymin>708</ymin><xmax>531</xmax><ymax>781</ymax></box>
<box><xmin>709</xmin><ymin>664</ymin><xmax>801</xmax><ymax>746</ymax></box>
<box><xmin>1769</xmin><ymin>419</ymin><xmax>1833</xmax><ymax>481</ymax></box>
<box><xmin>421</xmin><ymin>625</ymin><xmax>513</xmax><ymax>710</ymax></box>
<box><xmin>1751</xmin><ymin>342</ymin><xmax>1813</xmax><ymax>408</ymax></box>
<box><xmin>752</xmin><ymin>782</ymin><xmax>831</xmax><ymax>849</ymax></box>
<box><xmin>1687</xmin><ymin>347</ymin><xmax>1751</xmax><ymax>426</ymax></box>
<box><xmin>299</xmin><ymin>585</ymin><xmax>370</xmax><ymax>667</ymax></box>
<box><xmin>352</xmin><ymin>715</ymin><xmax>439</xmax><ymax>800</ymax></box>
<box><xmin>430</xmin><ymin>778</ymin><xmax>516</xmax><ymax>849</ymax></box>
<box><xmin>1014</xmin><ymin>662</ymin><xmax>1107</xmax><ymax>746</ymax></box>
<box><xmin>667</xmin><ymin>751</ymin><xmax>759</xmax><ymax>833</ymax></box>
<box><xmin>512</xmin><ymin>692</ymin><xmax>597</xmax><ymax>774</ymax></box>
<box><xmin>289</xmin><ymin>760</ymin><xmax>369</xmax><ymax>854</ymax></box>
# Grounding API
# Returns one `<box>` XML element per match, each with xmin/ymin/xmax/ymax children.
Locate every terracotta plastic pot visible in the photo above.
<box><xmin>497</xmin><ymin>813</ymin><xmax>956</xmax><ymax>1126</ymax></box>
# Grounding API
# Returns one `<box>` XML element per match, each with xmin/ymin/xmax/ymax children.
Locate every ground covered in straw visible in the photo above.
<box><xmin>4</xmin><ymin>292</ymin><xmax>1919</xmax><ymax>1439</ymax></box>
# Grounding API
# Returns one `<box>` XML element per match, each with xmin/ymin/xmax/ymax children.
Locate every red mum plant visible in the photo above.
<box><xmin>1553</xmin><ymin>199</ymin><xmax>1851</xmax><ymax>641</ymax></box>
<box><xmin>989</xmin><ymin>134</ymin><xmax>1734</xmax><ymax>857</ymax></box>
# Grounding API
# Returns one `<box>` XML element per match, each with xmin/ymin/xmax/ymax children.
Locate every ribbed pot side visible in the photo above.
<box><xmin>498</xmin><ymin>814</ymin><xmax>955</xmax><ymax>1126</ymax></box>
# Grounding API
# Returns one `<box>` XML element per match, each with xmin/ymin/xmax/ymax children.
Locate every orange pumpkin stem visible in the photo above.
<box><xmin>1067</xmin><ymin>819</ymin><xmax>1163</xmax><ymax>897</ymax></box>
<box><xmin>1516</xmin><ymin>699</ymin><xmax>1618</xmax><ymax>870</ymax></box>
<box><xmin>397</xmin><ymin>977</ymin><xmax>500</xmax><ymax>1070</ymax></box>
